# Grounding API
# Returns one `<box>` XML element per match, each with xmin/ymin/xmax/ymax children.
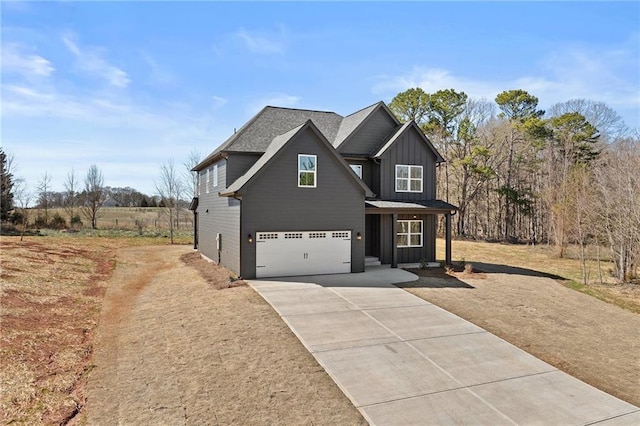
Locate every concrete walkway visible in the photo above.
<box><xmin>249</xmin><ymin>267</ymin><xmax>640</xmax><ymax>425</ymax></box>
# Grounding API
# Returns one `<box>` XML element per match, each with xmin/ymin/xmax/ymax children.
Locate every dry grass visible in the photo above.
<box><xmin>179</xmin><ymin>251</ymin><xmax>246</xmax><ymax>290</ymax></box>
<box><xmin>439</xmin><ymin>238</ymin><xmax>640</xmax><ymax>314</ymax></box>
<box><xmin>0</xmin><ymin>235</ymin><xmax>179</xmax><ymax>425</ymax></box>
<box><xmin>28</xmin><ymin>207</ymin><xmax>194</xmax><ymax>232</ymax></box>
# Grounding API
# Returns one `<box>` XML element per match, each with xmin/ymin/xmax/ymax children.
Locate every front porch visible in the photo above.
<box><xmin>365</xmin><ymin>200</ymin><xmax>458</xmax><ymax>268</ymax></box>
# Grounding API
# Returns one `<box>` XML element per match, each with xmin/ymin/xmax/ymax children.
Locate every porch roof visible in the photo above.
<box><xmin>365</xmin><ymin>199</ymin><xmax>458</xmax><ymax>214</ymax></box>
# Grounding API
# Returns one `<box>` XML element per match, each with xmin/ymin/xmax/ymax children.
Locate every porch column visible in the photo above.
<box><xmin>445</xmin><ymin>213</ymin><xmax>452</xmax><ymax>266</ymax></box>
<box><xmin>391</xmin><ymin>213</ymin><xmax>398</xmax><ymax>268</ymax></box>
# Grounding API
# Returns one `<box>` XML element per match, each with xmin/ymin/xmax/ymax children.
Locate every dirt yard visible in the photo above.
<box><xmin>3</xmin><ymin>236</ymin><xmax>639</xmax><ymax>424</ymax></box>
<box><xmin>84</xmin><ymin>245</ymin><xmax>365</xmax><ymax>425</ymax></box>
<box><xmin>400</xmin><ymin>265</ymin><xmax>640</xmax><ymax>407</ymax></box>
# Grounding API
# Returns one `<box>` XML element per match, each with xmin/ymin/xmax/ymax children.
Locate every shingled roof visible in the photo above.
<box><xmin>193</xmin><ymin>101</ymin><xmax>441</xmax><ymax>171</ymax></box>
<box><xmin>194</xmin><ymin>106</ymin><xmax>343</xmax><ymax>170</ymax></box>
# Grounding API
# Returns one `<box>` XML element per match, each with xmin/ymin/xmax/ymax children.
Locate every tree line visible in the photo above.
<box><xmin>1</xmin><ymin>148</ymin><xmax>201</xmax><ymax>243</ymax></box>
<box><xmin>389</xmin><ymin>88</ymin><xmax>639</xmax><ymax>283</ymax></box>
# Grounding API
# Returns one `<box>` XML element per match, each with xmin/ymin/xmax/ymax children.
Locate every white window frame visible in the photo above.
<box><xmin>397</xmin><ymin>220</ymin><xmax>423</xmax><ymax>248</ymax></box>
<box><xmin>298</xmin><ymin>154</ymin><xmax>317</xmax><ymax>188</ymax></box>
<box><xmin>206</xmin><ymin>168</ymin><xmax>210</xmax><ymax>194</ymax></box>
<box><xmin>395</xmin><ymin>165</ymin><xmax>423</xmax><ymax>193</ymax></box>
<box><xmin>213</xmin><ymin>163</ymin><xmax>218</xmax><ymax>187</ymax></box>
<box><xmin>197</xmin><ymin>172</ymin><xmax>201</xmax><ymax>196</ymax></box>
<box><xmin>349</xmin><ymin>164</ymin><xmax>363</xmax><ymax>179</ymax></box>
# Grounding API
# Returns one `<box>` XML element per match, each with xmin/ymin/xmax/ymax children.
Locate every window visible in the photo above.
<box><xmin>206</xmin><ymin>168</ymin><xmax>210</xmax><ymax>193</ymax></box>
<box><xmin>349</xmin><ymin>164</ymin><xmax>363</xmax><ymax>179</ymax></box>
<box><xmin>298</xmin><ymin>154</ymin><xmax>317</xmax><ymax>187</ymax></box>
<box><xmin>397</xmin><ymin>220</ymin><xmax>423</xmax><ymax>247</ymax></box>
<box><xmin>213</xmin><ymin>163</ymin><xmax>218</xmax><ymax>187</ymax></box>
<box><xmin>197</xmin><ymin>172</ymin><xmax>201</xmax><ymax>196</ymax></box>
<box><xmin>395</xmin><ymin>165</ymin><xmax>423</xmax><ymax>192</ymax></box>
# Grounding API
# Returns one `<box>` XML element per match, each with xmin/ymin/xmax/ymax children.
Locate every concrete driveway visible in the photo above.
<box><xmin>249</xmin><ymin>266</ymin><xmax>640</xmax><ymax>425</ymax></box>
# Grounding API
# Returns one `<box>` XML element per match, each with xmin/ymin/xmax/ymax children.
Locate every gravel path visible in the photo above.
<box><xmin>85</xmin><ymin>245</ymin><xmax>365</xmax><ymax>425</ymax></box>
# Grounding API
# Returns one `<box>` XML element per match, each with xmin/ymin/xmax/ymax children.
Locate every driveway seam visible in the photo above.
<box><xmin>325</xmin><ymin>285</ymin><xmax>520</xmax><ymax>424</ymax></box>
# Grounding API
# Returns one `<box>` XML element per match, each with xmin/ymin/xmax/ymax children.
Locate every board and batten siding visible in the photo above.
<box><xmin>239</xmin><ymin>127</ymin><xmax>366</xmax><ymax>279</ymax></box>
<box><xmin>379</xmin><ymin>214</ymin><xmax>436</xmax><ymax>264</ymax></box>
<box><xmin>339</xmin><ymin>108</ymin><xmax>397</xmax><ymax>156</ymax></box>
<box><xmin>196</xmin><ymin>159</ymin><xmax>241</xmax><ymax>275</ymax></box>
<box><xmin>378</xmin><ymin>126</ymin><xmax>438</xmax><ymax>200</ymax></box>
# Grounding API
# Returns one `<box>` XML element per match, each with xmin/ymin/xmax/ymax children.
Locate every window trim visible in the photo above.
<box><xmin>298</xmin><ymin>154</ymin><xmax>317</xmax><ymax>188</ymax></box>
<box><xmin>397</xmin><ymin>219</ymin><xmax>423</xmax><ymax>248</ymax></box>
<box><xmin>213</xmin><ymin>163</ymin><xmax>218</xmax><ymax>188</ymax></box>
<box><xmin>395</xmin><ymin>165</ymin><xmax>423</xmax><ymax>193</ymax></box>
<box><xmin>206</xmin><ymin>168</ymin><xmax>210</xmax><ymax>194</ymax></box>
<box><xmin>349</xmin><ymin>164</ymin><xmax>363</xmax><ymax>179</ymax></box>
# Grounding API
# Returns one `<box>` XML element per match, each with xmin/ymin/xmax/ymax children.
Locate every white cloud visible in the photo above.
<box><xmin>212</xmin><ymin>95</ymin><xmax>227</xmax><ymax>109</ymax></box>
<box><xmin>1</xmin><ymin>43</ymin><xmax>54</xmax><ymax>76</ymax></box>
<box><xmin>62</xmin><ymin>34</ymin><xmax>130</xmax><ymax>88</ymax></box>
<box><xmin>235</xmin><ymin>27</ymin><xmax>285</xmax><ymax>55</ymax></box>
<box><xmin>142</xmin><ymin>52</ymin><xmax>174</xmax><ymax>86</ymax></box>
<box><xmin>247</xmin><ymin>93</ymin><xmax>301</xmax><ymax>114</ymax></box>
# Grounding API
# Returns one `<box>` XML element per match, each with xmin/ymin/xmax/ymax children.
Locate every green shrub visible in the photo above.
<box><xmin>49</xmin><ymin>213</ymin><xmax>67</xmax><ymax>230</ymax></box>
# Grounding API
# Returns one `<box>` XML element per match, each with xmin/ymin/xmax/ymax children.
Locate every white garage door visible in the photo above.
<box><xmin>256</xmin><ymin>231</ymin><xmax>351</xmax><ymax>278</ymax></box>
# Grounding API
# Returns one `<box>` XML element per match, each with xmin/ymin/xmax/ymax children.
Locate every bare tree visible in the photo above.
<box><xmin>82</xmin><ymin>165</ymin><xmax>106</xmax><ymax>229</ymax></box>
<box><xmin>37</xmin><ymin>171</ymin><xmax>52</xmax><ymax>225</ymax></box>
<box><xmin>155</xmin><ymin>159</ymin><xmax>184</xmax><ymax>244</ymax></box>
<box><xmin>593</xmin><ymin>138</ymin><xmax>640</xmax><ymax>282</ymax></box>
<box><xmin>548</xmin><ymin>99</ymin><xmax>628</xmax><ymax>143</ymax></box>
<box><xmin>182</xmin><ymin>149</ymin><xmax>202</xmax><ymax>200</ymax></box>
<box><xmin>63</xmin><ymin>169</ymin><xmax>79</xmax><ymax>224</ymax></box>
<box><xmin>13</xmin><ymin>178</ymin><xmax>32</xmax><ymax>241</ymax></box>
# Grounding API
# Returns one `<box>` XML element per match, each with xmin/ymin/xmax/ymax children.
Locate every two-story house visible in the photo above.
<box><xmin>191</xmin><ymin>101</ymin><xmax>458</xmax><ymax>279</ymax></box>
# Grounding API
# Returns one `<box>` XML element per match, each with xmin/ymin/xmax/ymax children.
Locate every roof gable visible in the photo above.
<box><xmin>373</xmin><ymin>120</ymin><xmax>445</xmax><ymax>163</ymax></box>
<box><xmin>334</xmin><ymin>102</ymin><xmax>400</xmax><ymax>154</ymax></box>
<box><xmin>220</xmin><ymin>120</ymin><xmax>374</xmax><ymax>197</ymax></box>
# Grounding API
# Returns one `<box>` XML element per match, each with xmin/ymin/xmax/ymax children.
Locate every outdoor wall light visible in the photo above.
<box><xmin>248</xmin><ymin>234</ymin><xmax>253</xmax><ymax>244</ymax></box>
<box><xmin>356</xmin><ymin>232</ymin><xmax>362</xmax><ymax>241</ymax></box>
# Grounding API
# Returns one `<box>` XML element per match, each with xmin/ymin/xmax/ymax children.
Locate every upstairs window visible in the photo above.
<box><xmin>349</xmin><ymin>164</ymin><xmax>363</xmax><ymax>179</ymax></box>
<box><xmin>206</xmin><ymin>168</ymin><xmax>210</xmax><ymax>193</ymax></box>
<box><xmin>298</xmin><ymin>154</ymin><xmax>317</xmax><ymax>187</ymax></box>
<box><xmin>397</xmin><ymin>220</ymin><xmax>423</xmax><ymax>247</ymax></box>
<box><xmin>396</xmin><ymin>165</ymin><xmax>423</xmax><ymax>193</ymax></box>
<box><xmin>213</xmin><ymin>163</ymin><xmax>219</xmax><ymax>187</ymax></box>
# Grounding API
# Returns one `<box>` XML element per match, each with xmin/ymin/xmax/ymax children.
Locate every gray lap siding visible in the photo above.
<box><xmin>238</xmin><ymin>128</ymin><xmax>366</xmax><ymax>279</ymax></box>
<box><xmin>196</xmin><ymin>159</ymin><xmax>241</xmax><ymax>275</ymax></box>
<box><xmin>339</xmin><ymin>108</ymin><xmax>397</xmax><ymax>156</ymax></box>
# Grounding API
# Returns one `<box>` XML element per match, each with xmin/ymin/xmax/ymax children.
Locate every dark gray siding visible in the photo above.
<box><xmin>378</xmin><ymin>126</ymin><xmax>438</xmax><ymax>200</ymax></box>
<box><xmin>196</xmin><ymin>159</ymin><xmax>241</xmax><ymax>275</ymax></box>
<box><xmin>227</xmin><ymin>153</ymin><xmax>260</xmax><ymax>185</ymax></box>
<box><xmin>379</xmin><ymin>214</ymin><xmax>436</xmax><ymax>264</ymax></box>
<box><xmin>239</xmin><ymin>127</ymin><xmax>366</xmax><ymax>279</ymax></box>
<box><xmin>339</xmin><ymin>108</ymin><xmax>397</xmax><ymax>155</ymax></box>
<box><xmin>346</xmin><ymin>158</ymin><xmax>379</xmax><ymax>197</ymax></box>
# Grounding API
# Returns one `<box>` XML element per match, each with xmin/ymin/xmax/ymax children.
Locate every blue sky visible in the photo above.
<box><xmin>2</xmin><ymin>1</ymin><xmax>639</xmax><ymax>196</ymax></box>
